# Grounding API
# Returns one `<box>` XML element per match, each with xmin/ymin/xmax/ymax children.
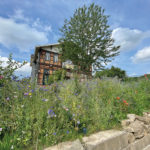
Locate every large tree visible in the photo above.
<box><xmin>59</xmin><ymin>3</ymin><xmax>120</xmax><ymax>74</ymax></box>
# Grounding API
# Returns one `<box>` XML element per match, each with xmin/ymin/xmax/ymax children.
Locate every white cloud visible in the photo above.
<box><xmin>0</xmin><ymin>56</ymin><xmax>31</xmax><ymax>77</ymax></box>
<box><xmin>9</xmin><ymin>9</ymin><xmax>30</xmax><ymax>23</ymax></box>
<box><xmin>32</xmin><ymin>18</ymin><xmax>52</xmax><ymax>32</ymax></box>
<box><xmin>0</xmin><ymin>16</ymin><xmax>48</xmax><ymax>52</ymax></box>
<box><xmin>112</xmin><ymin>27</ymin><xmax>150</xmax><ymax>51</ymax></box>
<box><xmin>0</xmin><ymin>56</ymin><xmax>9</xmax><ymax>67</ymax></box>
<box><xmin>15</xmin><ymin>62</ymin><xmax>31</xmax><ymax>77</ymax></box>
<box><xmin>128</xmin><ymin>73</ymin><xmax>137</xmax><ymax>77</ymax></box>
<box><xmin>131</xmin><ymin>47</ymin><xmax>150</xmax><ymax>63</ymax></box>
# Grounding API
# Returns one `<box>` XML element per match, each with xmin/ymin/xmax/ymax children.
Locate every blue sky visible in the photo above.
<box><xmin>0</xmin><ymin>0</ymin><xmax>150</xmax><ymax>77</ymax></box>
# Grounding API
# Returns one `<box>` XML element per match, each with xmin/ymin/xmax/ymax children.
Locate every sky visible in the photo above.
<box><xmin>0</xmin><ymin>0</ymin><xmax>150</xmax><ymax>77</ymax></box>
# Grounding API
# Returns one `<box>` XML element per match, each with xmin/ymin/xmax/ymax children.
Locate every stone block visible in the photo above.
<box><xmin>136</xmin><ymin>115</ymin><xmax>150</xmax><ymax>125</ymax></box>
<box><xmin>121</xmin><ymin>119</ymin><xmax>131</xmax><ymax>128</ymax></box>
<box><xmin>44</xmin><ymin>139</ymin><xmax>84</xmax><ymax>150</ymax></box>
<box><xmin>127</xmin><ymin>114</ymin><xmax>136</xmax><ymax>122</ymax></box>
<box><xmin>126</xmin><ymin>134</ymin><xmax>150</xmax><ymax>150</ymax></box>
<box><xmin>127</xmin><ymin>133</ymin><xmax>135</xmax><ymax>144</ymax></box>
<box><xmin>82</xmin><ymin>130</ymin><xmax>128</xmax><ymax>150</ymax></box>
<box><xmin>143</xmin><ymin>145</ymin><xmax>150</xmax><ymax>150</ymax></box>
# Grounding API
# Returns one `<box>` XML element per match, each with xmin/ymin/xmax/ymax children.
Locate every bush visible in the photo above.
<box><xmin>95</xmin><ymin>66</ymin><xmax>127</xmax><ymax>80</ymax></box>
<box><xmin>48</xmin><ymin>69</ymin><xmax>66</xmax><ymax>84</ymax></box>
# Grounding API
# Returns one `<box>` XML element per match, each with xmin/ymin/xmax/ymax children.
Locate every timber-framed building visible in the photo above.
<box><xmin>30</xmin><ymin>43</ymin><xmax>92</xmax><ymax>85</ymax></box>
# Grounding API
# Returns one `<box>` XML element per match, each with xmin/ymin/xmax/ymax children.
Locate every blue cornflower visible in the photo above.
<box><xmin>74</xmin><ymin>93</ymin><xmax>78</xmax><ymax>96</ymax></box>
<box><xmin>53</xmin><ymin>132</ymin><xmax>56</xmax><ymax>135</ymax></box>
<box><xmin>48</xmin><ymin>109</ymin><xmax>56</xmax><ymax>117</ymax></box>
<box><xmin>48</xmin><ymin>109</ymin><xmax>53</xmax><ymax>115</ymax></box>
<box><xmin>66</xmin><ymin>130</ymin><xmax>69</xmax><ymax>134</ymax></box>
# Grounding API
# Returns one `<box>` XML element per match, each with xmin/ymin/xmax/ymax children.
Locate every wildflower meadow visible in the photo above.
<box><xmin>0</xmin><ymin>57</ymin><xmax>150</xmax><ymax>149</ymax></box>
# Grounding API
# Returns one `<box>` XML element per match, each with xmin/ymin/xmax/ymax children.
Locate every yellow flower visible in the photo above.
<box><xmin>75</xmin><ymin>127</ymin><xmax>79</xmax><ymax>131</ymax></box>
<box><xmin>29</xmin><ymin>93</ymin><xmax>32</xmax><ymax>96</ymax></box>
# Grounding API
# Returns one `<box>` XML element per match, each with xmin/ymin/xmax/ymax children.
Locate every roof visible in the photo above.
<box><xmin>33</xmin><ymin>43</ymin><xmax>60</xmax><ymax>62</ymax></box>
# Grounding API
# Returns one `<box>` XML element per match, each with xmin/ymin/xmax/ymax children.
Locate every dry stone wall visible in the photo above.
<box><xmin>44</xmin><ymin>112</ymin><xmax>150</xmax><ymax>150</ymax></box>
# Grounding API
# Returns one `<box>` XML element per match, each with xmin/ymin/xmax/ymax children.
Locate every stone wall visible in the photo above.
<box><xmin>44</xmin><ymin>112</ymin><xmax>150</xmax><ymax>150</ymax></box>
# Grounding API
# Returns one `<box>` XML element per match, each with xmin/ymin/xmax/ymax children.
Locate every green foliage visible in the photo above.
<box><xmin>125</xmin><ymin>74</ymin><xmax>150</xmax><ymax>82</ymax></box>
<box><xmin>0</xmin><ymin>56</ymin><xmax>150</xmax><ymax>149</ymax></box>
<box><xmin>95</xmin><ymin>66</ymin><xmax>127</xmax><ymax>80</ymax></box>
<box><xmin>48</xmin><ymin>69</ymin><xmax>66</xmax><ymax>84</ymax></box>
<box><xmin>59</xmin><ymin>3</ymin><xmax>120</xmax><ymax>74</ymax></box>
<box><xmin>0</xmin><ymin>54</ymin><xmax>26</xmax><ymax>81</ymax></box>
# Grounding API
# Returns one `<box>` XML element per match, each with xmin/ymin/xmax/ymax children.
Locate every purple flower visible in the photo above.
<box><xmin>6</xmin><ymin>97</ymin><xmax>10</xmax><ymax>101</ymax></box>
<box><xmin>0</xmin><ymin>128</ymin><xmax>2</xmax><ymax>132</ymax></box>
<box><xmin>74</xmin><ymin>93</ymin><xmax>78</xmax><ymax>96</ymax></box>
<box><xmin>48</xmin><ymin>109</ymin><xmax>56</xmax><ymax>117</ymax></box>
<box><xmin>48</xmin><ymin>109</ymin><xmax>53</xmax><ymax>115</ymax></box>
<box><xmin>24</xmin><ymin>93</ymin><xmax>29</xmax><ymax>96</ymax></box>
<box><xmin>66</xmin><ymin>130</ymin><xmax>69</xmax><ymax>134</ymax></box>
<box><xmin>53</xmin><ymin>132</ymin><xmax>56</xmax><ymax>135</ymax></box>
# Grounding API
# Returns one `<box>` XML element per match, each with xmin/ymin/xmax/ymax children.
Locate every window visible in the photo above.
<box><xmin>45</xmin><ymin>52</ymin><xmax>50</xmax><ymax>61</ymax></box>
<box><xmin>53</xmin><ymin>54</ymin><xmax>58</xmax><ymax>63</ymax></box>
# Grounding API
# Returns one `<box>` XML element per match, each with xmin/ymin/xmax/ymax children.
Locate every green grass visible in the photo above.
<box><xmin>0</xmin><ymin>77</ymin><xmax>150</xmax><ymax>149</ymax></box>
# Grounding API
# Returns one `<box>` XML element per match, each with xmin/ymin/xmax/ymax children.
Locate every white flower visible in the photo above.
<box><xmin>65</xmin><ymin>108</ymin><xmax>69</xmax><ymax>111</ymax></box>
<box><xmin>21</xmin><ymin>105</ymin><xmax>24</xmax><ymax>108</ymax></box>
<box><xmin>77</xmin><ymin>120</ymin><xmax>80</xmax><ymax>124</ymax></box>
<box><xmin>22</xmin><ymin>131</ymin><xmax>25</xmax><ymax>134</ymax></box>
<box><xmin>11</xmin><ymin>145</ymin><xmax>14</xmax><ymax>149</ymax></box>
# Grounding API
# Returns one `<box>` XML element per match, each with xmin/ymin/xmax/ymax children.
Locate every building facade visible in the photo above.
<box><xmin>30</xmin><ymin>43</ymin><xmax>92</xmax><ymax>85</ymax></box>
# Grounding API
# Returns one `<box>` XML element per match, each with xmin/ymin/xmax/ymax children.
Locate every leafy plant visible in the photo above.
<box><xmin>48</xmin><ymin>69</ymin><xmax>66</xmax><ymax>84</ymax></box>
<box><xmin>95</xmin><ymin>66</ymin><xmax>127</xmax><ymax>80</ymax></box>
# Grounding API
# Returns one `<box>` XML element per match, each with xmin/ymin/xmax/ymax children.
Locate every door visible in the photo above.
<box><xmin>43</xmin><ymin>69</ymin><xmax>49</xmax><ymax>85</ymax></box>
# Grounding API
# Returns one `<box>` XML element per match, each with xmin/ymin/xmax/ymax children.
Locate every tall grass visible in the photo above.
<box><xmin>0</xmin><ymin>77</ymin><xmax>150</xmax><ymax>149</ymax></box>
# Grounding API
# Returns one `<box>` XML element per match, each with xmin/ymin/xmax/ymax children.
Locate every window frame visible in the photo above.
<box><xmin>53</xmin><ymin>53</ymin><xmax>58</xmax><ymax>63</ymax></box>
<box><xmin>45</xmin><ymin>52</ymin><xmax>50</xmax><ymax>61</ymax></box>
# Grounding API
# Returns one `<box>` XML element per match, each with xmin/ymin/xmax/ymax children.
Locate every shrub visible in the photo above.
<box><xmin>48</xmin><ymin>69</ymin><xmax>66</xmax><ymax>84</ymax></box>
<box><xmin>95</xmin><ymin>66</ymin><xmax>127</xmax><ymax>80</ymax></box>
